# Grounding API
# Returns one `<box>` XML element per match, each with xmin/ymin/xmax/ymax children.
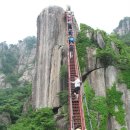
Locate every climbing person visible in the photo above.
<box><xmin>71</xmin><ymin>75</ymin><xmax>82</xmax><ymax>100</ymax></box>
<box><xmin>67</xmin><ymin>15</ymin><xmax>72</xmax><ymax>23</ymax></box>
<box><xmin>66</xmin><ymin>5</ymin><xmax>71</xmax><ymax>11</ymax></box>
<box><xmin>75</xmin><ymin>125</ymin><xmax>81</xmax><ymax>130</ymax></box>
<box><xmin>76</xmin><ymin>128</ymin><xmax>81</xmax><ymax>130</ymax></box>
<box><xmin>66</xmin><ymin>5</ymin><xmax>72</xmax><ymax>15</ymax></box>
<box><xmin>67</xmin><ymin>15</ymin><xmax>72</xmax><ymax>30</ymax></box>
<box><xmin>69</xmin><ymin>42</ymin><xmax>74</xmax><ymax>58</ymax></box>
<box><xmin>68</xmin><ymin>29</ymin><xmax>73</xmax><ymax>36</ymax></box>
<box><xmin>65</xmin><ymin>6</ymin><xmax>72</xmax><ymax>21</ymax></box>
<box><xmin>68</xmin><ymin>21</ymin><xmax>72</xmax><ymax>30</ymax></box>
<box><xmin>69</xmin><ymin>36</ymin><xmax>75</xmax><ymax>44</ymax></box>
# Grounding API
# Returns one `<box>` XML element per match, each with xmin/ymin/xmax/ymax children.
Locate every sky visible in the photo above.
<box><xmin>0</xmin><ymin>0</ymin><xmax>130</xmax><ymax>44</ymax></box>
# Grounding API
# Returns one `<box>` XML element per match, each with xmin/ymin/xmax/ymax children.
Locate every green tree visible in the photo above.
<box><xmin>9</xmin><ymin>108</ymin><xmax>56</xmax><ymax>130</ymax></box>
<box><xmin>23</xmin><ymin>36</ymin><xmax>36</xmax><ymax>50</ymax></box>
<box><xmin>106</xmin><ymin>84</ymin><xmax>125</xmax><ymax>125</ymax></box>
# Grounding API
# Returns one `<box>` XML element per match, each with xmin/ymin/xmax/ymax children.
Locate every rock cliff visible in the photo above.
<box><xmin>31</xmin><ymin>7</ymin><xmax>130</xmax><ymax>129</ymax></box>
<box><xmin>32</xmin><ymin>6</ymin><xmax>68</xmax><ymax>108</ymax></box>
<box><xmin>114</xmin><ymin>17</ymin><xmax>130</xmax><ymax>36</ymax></box>
<box><xmin>17</xmin><ymin>40</ymin><xmax>36</xmax><ymax>84</ymax></box>
<box><xmin>85</xmin><ymin>30</ymin><xmax>130</xmax><ymax>130</ymax></box>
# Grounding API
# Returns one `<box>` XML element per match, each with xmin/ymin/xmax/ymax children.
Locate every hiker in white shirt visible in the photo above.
<box><xmin>71</xmin><ymin>75</ymin><xmax>82</xmax><ymax>100</ymax></box>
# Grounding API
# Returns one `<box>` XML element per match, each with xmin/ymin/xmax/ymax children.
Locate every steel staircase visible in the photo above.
<box><xmin>66</xmin><ymin>10</ymin><xmax>86</xmax><ymax>130</ymax></box>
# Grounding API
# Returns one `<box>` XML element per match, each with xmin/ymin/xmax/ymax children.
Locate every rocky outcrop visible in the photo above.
<box><xmin>86</xmin><ymin>30</ymin><xmax>105</xmax><ymax>48</ymax></box>
<box><xmin>105</xmin><ymin>66</ymin><xmax>117</xmax><ymax>88</ymax></box>
<box><xmin>96</xmin><ymin>31</ymin><xmax>105</xmax><ymax>48</ymax></box>
<box><xmin>55</xmin><ymin>107</ymin><xmax>68</xmax><ymax>130</ymax></box>
<box><xmin>86</xmin><ymin>45</ymin><xmax>130</xmax><ymax>129</ymax></box>
<box><xmin>0</xmin><ymin>74</ymin><xmax>6</xmax><ymax>88</ymax></box>
<box><xmin>32</xmin><ymin>6</ymin><xmax>69</xmax><ymax>109</ymax></box>
<box><xmin>84</xmin><ymin>29</ymin><xmax>130</xmax><ymax>129</ymax></box>
<box><xmin>114</xmin><ymin>17</ymin><xmax>130</xmax><ymax>36</ymax></box>
<box><xmin>88</xmin><ymin>68</ymin><xmax>106</xmax><ymax>96</ymax></box>
<box><xmin>0</xmin><ymin>39</ymin><xmax>36</xmax><ymax>89</ymax></box>
<box><xmin>0</xmin><ymin>74</ymin><xmax>12</xmax><ymax>89</ymax></box>
<box><xmin>0</xmin><ymin>112</ymin><xmax>11</xmax><ymax>126</ymax></box>
<box><xmin>117</xmin><ymin>84</ymin><xmax>130</xmax><ymax>130</ymax></box>
<box><xmin>23</xmin><ymin>96</ymin><xmax>32</xmax><ymax>113</ymax></box>
<box><xmin>17</xmin><ymin>41</ymin><xmax>36</xmax><ymax>84</ymax></box>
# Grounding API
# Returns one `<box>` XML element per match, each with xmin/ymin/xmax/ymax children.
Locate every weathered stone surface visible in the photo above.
<box><xmin>105</xmin><ymin>66</ymin><xmax>117</xmax><ymax>88</ymax></box>
<box><xmin>110</xmin><ymin>116</ymin><xmax>123</xmax><ymax>130</ymax></box>
<box><xmin>0</xmin><ymin>74</ymin><xmax>12</xmax><ymax>89</ymax></box>
<box><xmin>111</xmin><ymin>41</ymin><xmax>119</xmax><ymax>54</ymax></box>
<box><xmin>55</xmin><ymin>107</ymin><xmax>68</xmax><ymax>130</ymax></box>
<box><xmin>0</xmin><ymin>112</ymin><xmax>11</xmax><ymax>126</ymax></box>
<box><xmin>88</xmin><ymin>68</ymin><xmax>106</xmax><ymax>96</ymax></box>
<box><xmin>0</xmin><ymin>40</ymin><xmax>36</xmax><ymax>89</ymax></box>
<box><xmin>87</xmin><ymin>48</ymin><xmax>97</xmax><ymax>71</ymax></box>
<box><xmin>0</xmin><ymin>74</ymin><xmax>6</xmax><ymax>88</ymax></box>
<box><xmin>55</xmin><ymin>116</ymin><xmax>68</xmax><ymax>130</ymax></box>
<box><xmin>23</xmin><ymin>96</ymin><xmax>32</xmax><ymax>113</ymax></box>
<box><xmin>114</xmin><ymin>17</ymin><xmax>130</xmax><ymax>36</ymax></box>
<box><xmin>32</xmin><ymin>6</ymin><xmax>68</xmax><ymax>108</ymax></box>
<box><xmin>18</xmin><ymin>69</ymin><xmax>35</xmax><ymax>83</ymax></box>
<box><xmin>86</xmin><ymin>30</ymin><xmax>93</xmax><ymax>40</ymax></box>
<box><xmin>86</xmin><ymin>30</ymin><xmax>105</xmax><ymax>48</ymax></box>
<box><xmin>87</xmin><ymin>46</ymin><xmax>129</xmax><ymax>129</ymax></box>
<box><xmin>96</xmin><ymin>31</ymin><xmax>105</xmax><ymax>48</ymax></box>
<box><xmin>117</xmin><ymin>84</ymin><xmax>130</xmax><ymax>130</ymax></box>
<box><xmin>87</xmin><ymin>47</ymin><xmax>106</xmax><ymax>97</ymax></box>
<box><xmin>126</xmin><ymin>89</ymin><xmax>130</xmax><ymax>129</ymax></box>
<box><xmin>17</xmin><ymin>42</ymin><xmax>36</xmax><ymax>83</ymax></box>
<box><xmin>87</xmin><ymin>47</ymin><xmax>102</xmax><ymax>72</ymax></box>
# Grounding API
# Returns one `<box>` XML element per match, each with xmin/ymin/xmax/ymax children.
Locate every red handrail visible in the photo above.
<box><xmin>66</xmin><ymin>13</ymin><xmax>74</xmax><ymax>130</ymax></box>
<box><xmin>68</xmin><ymin>50</ymin><xmax>73</xmax><ymax>130</ymax></box>
<box><xmin>66</xmin><ymin>10</ymin><xmax>86</xmax><ymax>130</ymax></box>
<box><xmin>74</xmin><ymin>46</ymin><xmax>86</xmax><ymax>130</ymax></box>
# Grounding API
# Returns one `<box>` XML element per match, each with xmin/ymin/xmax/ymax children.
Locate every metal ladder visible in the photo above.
<box><xmin>66</xmin><ymin>10</ymin><xmax>86</xmax><ymax>130</ymax></box>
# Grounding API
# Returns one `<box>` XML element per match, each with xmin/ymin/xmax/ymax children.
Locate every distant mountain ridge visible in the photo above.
<box><xmin>0</xmin><ymin>36</ymin><xmax>36</xmax><ymax>89</ymax></box>
<box><xmin>114</xmin><ymin>17</ymin><xmax>130</xmax><ymax>36</ymax></box>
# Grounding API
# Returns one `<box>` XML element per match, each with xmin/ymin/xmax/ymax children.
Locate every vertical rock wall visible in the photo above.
<box><xmin>17</xmin><ymin>42</ymin><xmax>36</xmax><ymax>83</ymax></box>
<box><xmin>86</xmin><ymin>33</ymin><xmax>130</xmax><ymax>129</ymax></box>
<box><xmin>32</xmin><ymin>6</ymin><xmax>68</xmax><ymax>108</ymax></box>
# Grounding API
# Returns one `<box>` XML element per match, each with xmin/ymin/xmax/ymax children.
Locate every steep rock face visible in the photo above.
<box><xmin>86</xmin><ymin>47</ymin><xmax>97</xmax><ymax>72</ymax></box>
<box><xmin>87</xmin><ymin>47</ymin><xmax>106</xmax><ymax>96</ymax></box>
<box><xmin>114</xmin><ymin>17</ymin><xmax>130</xmax><ymax>36</ymax></box>
<box><xmin>88</xmin><ymin>68</ymin><xmax>106</xmax><ymax>96</ymax></box>
<box><xmin>105</xmin><ymin>66</ymin><xmax>117</xmax><ymax>88</ymax></box>
<box><xmin>96</xmin><ymin>31</ymin><xmax>105</xmax><ymax>48</ymax></box>
<box><xmin>105</xmin><ymin>67</ymin><xmax>126</xmax><ymax>130</ymax></box>
<box><xmin>86</xmin><ymin>45</ymin><xmax>130</xmax><ymax>129</ymax></box>
<box><xmin>17</xmin><ymin>42</ymin><xmax>36</xmax><ymax>83</ymax></box>
<box><xmin>84</xmin><ymin>30</ymin><xmax>130</xmax><ymax>129</ymax></box>
<box><xmin>117</xmin><ymin>84</ymin><xmax>130</xmax><ymax>130</ymax></box>
<box><xmin>32</xmin><ymin>6</ymin><xmax>68</xmax><ymax>108</ymax></box>
<box><xmin>86</xmin><ymin>30</ymin><xmax>105</xmax><ymax>48</ymax></box>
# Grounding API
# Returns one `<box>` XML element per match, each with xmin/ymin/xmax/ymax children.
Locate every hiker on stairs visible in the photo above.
<box><xmin>71</xmin><ymin>75</ymin><xmax>82</xmax><ymax>100</ymax></box>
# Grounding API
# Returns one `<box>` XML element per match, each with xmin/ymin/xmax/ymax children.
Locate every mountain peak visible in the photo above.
<box><xmin>113</xmin><ymin>17</ymin><xmax>130</xmax><ymax>36</ymax></box>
